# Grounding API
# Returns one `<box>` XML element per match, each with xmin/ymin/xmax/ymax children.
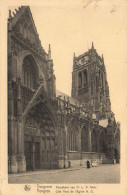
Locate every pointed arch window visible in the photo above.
<box><xmin>68</xmin><ymin>131</ymin><xmax>76</xmax><ymax>151</ymax></box>
<box><xmin>100</xmin><ymin>131</ymin><xmax>106</xmax><ymax>153</ymax></box>
<box><xmin>91</xmin><ymin>130</ymin><xmax>97</xmax><ymax>152</ymax></box>
<box><xmin>99</xmin><ymin>70</ymin><xmax>100</xmax><ymax>79</ymax></box>
<box><xmin>68</xmin><ymin>124</ymin><xmax>78</xmax><ymax>151</ymax></box>
<box><xmin>81</xmin><ymin>126</ymin><xmax>89</xmax><ymax>152</ymax></box>
<box><xmin>84</xmin><ymin>70</ymin><xmax>88</xmax><ymax>86</ymax></box>
<box><xmin>78</xmin><ymin>72</ymin><xmax>82</xmax><ymax>88</ymax></box>
<box><xmin>22</xmin><ymin>55</ymin><xmax>38</xmax><ymax>89</ymax></box>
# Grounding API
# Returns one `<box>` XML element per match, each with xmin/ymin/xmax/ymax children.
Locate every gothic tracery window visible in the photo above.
<box><xmin>100</xmin><ymin>131</ymin><xmax>106</xmax><ymax>153</ymax></box>
<box><xmin>22</xmin><ymin>56</ymin><xmax>38</xmax><ymax>89</ymax></box>
<box><xmin>81</xmin><ymin>126</ymin><xmax>89</xmax><ymax>152</ymax></box>
<box><xmin>68</xmin><ymin>125</ymin><xmax>78</xmax><ymax>151</ymax></box>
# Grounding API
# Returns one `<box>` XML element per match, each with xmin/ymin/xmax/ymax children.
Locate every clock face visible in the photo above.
<box><xmin>84</xmin><ymin>55</ymin><xmax>89</xmax><ymax>62</ymax></box>
<box><xmin>78</xmin><ymin>55</ymin><xmax>90</xmax><ymax>66</ymax></box>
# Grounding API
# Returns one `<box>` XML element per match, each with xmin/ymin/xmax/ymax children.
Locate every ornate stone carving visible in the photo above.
<box><xmin>17</xmin><ymin>154</ymin><xmax>25</xmax><ymax>161</ymax></box>
<box><xmin>8</xmin><ymin>155</ymin><xmax>17</xmax><ymax>161</ymax></box>
<box><xmin>11</xmin><ymin>9</ymin><xmax>46</xmax><ymax>59</ymax></box>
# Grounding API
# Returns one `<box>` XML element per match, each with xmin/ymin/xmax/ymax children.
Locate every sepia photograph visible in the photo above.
<box><xmin>0</xmin><ymin>0</ymin><xmax>127</xmax><ymax>194</ymax></box>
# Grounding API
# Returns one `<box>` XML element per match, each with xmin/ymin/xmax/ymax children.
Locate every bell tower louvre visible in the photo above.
<box><xmin>71</xmin><ymin>42</ymin><xmax>111</xmax><ymax>120</ymax></box>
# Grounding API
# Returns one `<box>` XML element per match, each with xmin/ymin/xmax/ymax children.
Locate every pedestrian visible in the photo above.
<box><xmin>91</xmin><ymin>160</ymin><xmax>94</xmax><ymax>167</ymax></box>
<box><xmin>95</xmin><ymin>160</ymin><xmax>97</xmax><ymax>167</ymax></box>
<box><xmin>87</xmin><ymin>160</ymin><xmax>90</xmax><ymax>169</ymax></box>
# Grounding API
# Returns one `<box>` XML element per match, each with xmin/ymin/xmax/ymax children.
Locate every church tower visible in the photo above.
<box><xmin>71</xmin><ymin>43</ymin><xmax>112</xmax><ymax>120</ymax></box>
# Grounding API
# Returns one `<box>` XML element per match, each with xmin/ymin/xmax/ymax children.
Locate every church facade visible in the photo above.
<box><xmin>8</xmin><ymin>6</ymin><xmax>120</xmax><ymax>174</ymax></box>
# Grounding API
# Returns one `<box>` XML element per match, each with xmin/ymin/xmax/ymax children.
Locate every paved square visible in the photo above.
<box><xmin>8</xmin><ymin>164</ymin><xmax>120</xmax><ymax>184</ymax></box>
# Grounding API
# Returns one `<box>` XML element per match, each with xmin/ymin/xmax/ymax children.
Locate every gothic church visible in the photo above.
<box><xmin>8</xmin><ymin>6</ymin><xmax>120</xmax><ymax>174</ymax></box>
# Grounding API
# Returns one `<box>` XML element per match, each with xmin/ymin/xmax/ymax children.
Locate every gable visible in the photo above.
<box><xmin>10</xmin><ymin>6</ymin><xmax>45</xmax><ymax>56</ymax></box>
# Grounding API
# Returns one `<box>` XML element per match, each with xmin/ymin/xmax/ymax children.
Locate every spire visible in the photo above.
<box><xmin>48</xmin><ymin>44</ymin><xmax>51</xmax><ymax>59</ymax></box>
<box><xmin>73</xmin><ymin>52</ymin><xmax>76</xmax><ymax>65</ymax></box>
<box><xmin>102</xmin><ymin>54</ymin><xmax>104</xmax><ymax>60</ymax></box>
<box><xmin>102</xmin><ymin>54</ymin><xmax>106</xmax><ymax>70</ymax></box>
<box><xmin>9</xmin><ymin>10</ymin><xmax>12</xmax><ymax>18</ymax></box>
<box><xmin>12</xmin><ymin>12</ymin><xmax>15</xmax><ymax>17</ymax></box>
<box><xmin>15</xmin><ymin>8</ymin><xmax>18</xmax><ymax>13</ymax></box>
<box><xmin>73</xmin><ymin>52</ymin><xmax>76</xmax><ymax>69</ymax></box>
<box><xmin>92</xmin><ymin>42</ymin><xmax>94</xmax><ymax>49</ymax></box>
<box><xmin>102</xmin><ymin>54</ymin><xmax>105</xmax><ymax>64</ymax></box>
<box><xmin>48</xmin><ymin>44</ymin><xmax>51</xmax><ymax>53</ymax></box>
<box><xmin>73</xmin><ymin>52</ymin><xmax>75</xmax><ymax>58</ymax></box>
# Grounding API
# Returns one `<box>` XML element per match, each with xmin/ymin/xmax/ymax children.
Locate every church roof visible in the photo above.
<box><xmin>56</xmin><ymin>89</ymin><xmax>91</xmax><ymax>113</ymax></box>
<box><xmin>56</xmin><ymin>89</ymin><xmax>80</xmax><ymax>106</ymax></box>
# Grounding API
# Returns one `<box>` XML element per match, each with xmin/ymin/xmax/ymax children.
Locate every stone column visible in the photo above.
<box><xmin>76</xmin><ymin>128</ymin><xmax>81</xmax><ymax>151</ymax></box>
<box><xmin>57</xmin><ymin>111</ymin><xmax>65</xmax><ymax>168</ymax></box>
<box><xmin>82</xmin><ymin>71</ymin><xmax>84</xmax><ymax>88</ymax></box>
<box><xmin>52</xmin><ymin>74</ymin><xmax>56</xmax><ymax>98</ymax></box>
<box><xmin>8</xmin><ymin>81</ymin><xmax>18</xmax><ymax>173</ymax></box>
<box><xmin>109</xmin><ymin>134</ymin><xmax>115</xmax><ymax>161</ymax></box>
<box><xmin>17</xmin><ymin>78</ymin><xmax>26</xmax><ymax>172</ymax></box>
<box><xmin>88</xmin><ymin>129</ymin><xmax>92</xmax><ymax>152</ymax></box>
<box><xmin>57</xmin><ymin>108</ymin><xmax>68</xmax><ymax>168</ymax></box>
<box><xmin>32</xmin><ymin>138</ymin><xmax>35</xmax><ymax>171</ymax></box>
<box><xmin>57</xmin><ymin>130</ymin><xmax>64</xmax><ymax>168</ymax></box>
<box><xmin>40</xmin><ymin>136</ymin><xmax>43</xmax><ymax>169</ymax></box>
<box><xmin>76</xmin><ymin>128</ymin><xmax>82</xmax><ymax>165</ymax></box>
<box><xmin>66</xmin><ymin>127</ymin><xmax>69</xmax><ymax>151</ymax></box>
<box><xmin>49</xmin><ymin>133</ymin><xmax>52</xmax><ymax>169</ymax></box>
<box><xmin>63</xmin><ymin>125</ymin><xmax>68</xmax><ymax>168</ymax></box>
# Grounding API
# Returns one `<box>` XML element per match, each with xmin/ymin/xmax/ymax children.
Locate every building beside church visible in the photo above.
<box><xmin>8</xmin><ymin>6</ymin><xmax>120</xmax><ymax>174</ymax></box>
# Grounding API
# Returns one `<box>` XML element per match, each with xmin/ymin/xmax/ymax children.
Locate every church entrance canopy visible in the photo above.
<box><xmin>24</xmin><ymin>102</ymin><xmax>58</xmax><ymax>170</ymax></box>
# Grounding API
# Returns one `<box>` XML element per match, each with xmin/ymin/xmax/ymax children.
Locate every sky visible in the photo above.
<box><xmin>9</xmin><ymin>0</ymin><xmax>127</xmax><ymax>122</ymax></box>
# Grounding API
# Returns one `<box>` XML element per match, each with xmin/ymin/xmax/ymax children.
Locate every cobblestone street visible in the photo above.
<box><xmin>8</xmin><ymin>164</ymin><xmax>120</xmax><ymax>184</ymax></box>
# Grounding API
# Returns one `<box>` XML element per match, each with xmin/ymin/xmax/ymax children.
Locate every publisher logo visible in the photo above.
<box><xmin>24</xmin><ymin>185</ymin><xmax>31</xmax><ymax>191</ymax></box>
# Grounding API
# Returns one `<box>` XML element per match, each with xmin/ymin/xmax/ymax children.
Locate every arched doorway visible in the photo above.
<box><xmin>24</xmin><ymin>102</ymin><xmax>58</xmax><ymax>170</ymax></box>
<box><xmin>91</xmin><ymin>130</ymin><xmax>97</xmax><ymax>152</ymax></box>
<box><xmin>81</xmin><ymin>125</ymin><xmax>89</xmax><ymax>152</ymax></box>
<box><xmin>99</xmin><ymin>131</ymin><xmax>107</xmax><ymax>153</ymax></box>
